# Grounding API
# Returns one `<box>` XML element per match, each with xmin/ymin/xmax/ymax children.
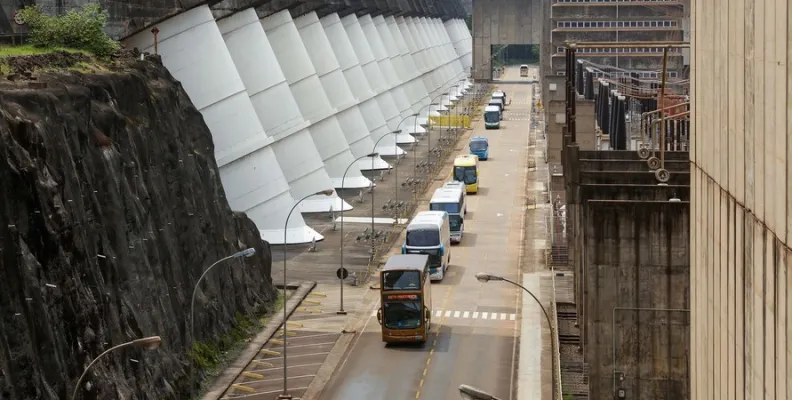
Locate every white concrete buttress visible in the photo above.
<box><xmin>396</xmin><ymin>16</ymin><xmax>434</xmax><ymax>126</ymax></box>
<box><xmin>341</xmin><ymin>14</ymin><xmax>407</xmax><ymax>156</ymax></box>
<box><xmin>260</xmin><ymin>11</ymin><xmax>368</xmax><ymax>205</ymax></box>
<box><xmin>123</xmin><ymin>5</ymin><xmax>322</xmax><ymax>244</ymax></box>
<box><xmin>293</xmin><ymin>11</ymin><xmax>390</xmax><ymax>175</ymax></box>
<box><xmin>371</xmin><ymin>16</ymin><xmax>416</xmax><ymax>130</ymax></box>
<box><xmin>219</xmin><ymin>9</ymin><xmax>353</xmax><ymax>212</ymax></box>
<box><xmin>387</xmin><ymin>16</ymin><xmax>431</xmax><ymax>133</ymax></box>
<box><xmin>356</xmin><ymin>14</ymin><xmax>415</xmax><ymax>144</ymax></box>
<box><xmin>320</xmin><ymin>13</ymin><xmax>393</xmax><ymax>170</ymax></box>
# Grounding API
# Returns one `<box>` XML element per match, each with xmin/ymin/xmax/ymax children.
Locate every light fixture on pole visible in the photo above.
<box><xmin>458</xmin><ymin>384</ymin><xmax>501</xmax><ymax>400</ymax></box>
<box><xmin>370</xmin><ymin>130</ymin><xmax>402</xmax><ymax>256</ymax></box>
<box><xmin>427</xmin><ymin>92</ymin><xmax>449</xmax><ymax>169</ymax></box>
<box><xmin>71</xmin><ymin>336</ymin><xmax>162</xmax><ymax>400</ymax></box>
<box><xmin>338</xmin><ymin>153</ymin><xmax>379</xmax><ymax>315</ymax></box>
<box><xmin>394</xmin><ymin>114</ymin><xmax>419</xmax><ymax>209</ymax></box>
<box><xmin>280</xmin><ymin>189</ymin><xmax>334</xmax><ymax>400</ymax></box>
<box><xmin>189</xmin><ymin>247</ymin><xmax>256</xmax><ymax>396</ymax></box>
<box><xmin>475</xmin><ymin>272</ymin><xmax>560</xmax><ymax>399</ymax></box>
<box><xmin>414</xmin><ymin>102</ymin><xmax>439</xmax><ymax>177</ymax></box>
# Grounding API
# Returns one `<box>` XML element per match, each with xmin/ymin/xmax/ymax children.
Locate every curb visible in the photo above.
<box><xmin>200</xmin><ymin>281</ymin><xmax>317</xmax><ymax>400</ymax></box>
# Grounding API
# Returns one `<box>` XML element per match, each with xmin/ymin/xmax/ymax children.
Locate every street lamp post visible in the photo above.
<box><xmin>338</xmin><ymin>153</ymin><xmax>379</xmax><ymax>315</ymax></box>
<box><xmin>475</xmin><ymin>272</ymin><xmax>559</xmax><ymax>400</ymax></box>
<box><xmin>370</xmin><ymin>129</ymin><xmax>402</xmax><ymax>256</ymax></box>
<box><xmin>394</xmin><ymin>114</ymin><xmax>419</xmax><ymax>209</ymax></box>
<box><xmin>414</xmin><ymin>102</ymin><xmax>439</xmax><ymax>177</ymax></box>
<box><xmin>427</xmin><ymin>92</ymin><xmax>449</xmax><ymax>170</ymax></box>
<box><xmin>280</xmin><ymin>189</ymin><xmax>334</xmax><ymax>400</ymax></box>
<box><xmin>71</xmin><ymin>336</ymin><xmax>162</xmax><ymax>400</ymax></box>
<box><xmin>189</xmin><ymin>248</ymin><xmax>257</xmax><ymax>396</ymax></box>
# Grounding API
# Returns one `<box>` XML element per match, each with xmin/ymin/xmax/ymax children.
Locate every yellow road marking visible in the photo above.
<box><xmin>251</xmin><ymin>360</ymin><xmax>273</xmax><ymax>367</ymax></box>
<box><xmin>259</xmin><ymin>349</ymin><xmax>279</xmax><ymax>356</ymax></box>
<box><xmin>415</xmin><ymin>270</ymin><xmax>458</xmax><ymax>399</ymax></box>
<box><xmin>230</xmin><ymin>384</ymin><xmax>255</xmax><ymax>393</ymax></box>
<box><xmin>242</xmin><ymin>371</ymin><xmax>264</xmax><ymax>379</ymax></box>
<box><xmin>302</xmin><ymin>299</ymin><xmax>321</xmax><ymax>305</ymax></box>
<box><xmin>286</xmin><ymin>321</ymin><xmax>303</xmax><ymax>328</ymax></box>
<box><xmin>308</xmin><ymin>292</ymin><xmax>327</xmax><ymax>297</ymax></box>
<box><xmin>270</xmin><ymin>339</ymin><xmax>285</xmax><ymax>345</ymax></box>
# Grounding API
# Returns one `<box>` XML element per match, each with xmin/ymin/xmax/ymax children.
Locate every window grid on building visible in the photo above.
<box><xmin>556</xmin><ymin>20</ymin><xmax>678</xmax><ymax>28</ymax></box>
<box><xmin>556</xmin><ymin>46</ymin><xmax>682</xmax><ymax>54</ymax></box>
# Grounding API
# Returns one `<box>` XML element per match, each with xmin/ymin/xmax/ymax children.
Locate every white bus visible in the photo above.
<box><xmin>402</xmin><ymin>211</ymin><xmax>451</xmax><ymax>280</ymax></box>
<box><xmin>442</xmin><ymin>181</ymin><xmax>468</xmax><ymax>215</ymax></box>
<box><xmin>430</xmin><ymin>187</ymin><xmax>466</xmax><ymax>243</ymax></box>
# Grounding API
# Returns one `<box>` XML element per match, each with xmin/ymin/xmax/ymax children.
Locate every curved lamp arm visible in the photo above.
<box><xmin>71</xmin><ymin>336</ymin><xmax>161</xmax><ymax>400</ymax></box>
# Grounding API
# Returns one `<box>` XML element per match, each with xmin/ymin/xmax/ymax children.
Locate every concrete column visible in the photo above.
<box><xmin>320</xmin><ymin>13</ymin><xmax>394</xmax><ymax>169</ymax></box>
<box><xmin>396</xmin><ymin>16</ymin><xmax>435</xmax><ymax>125</ymax></box>
<box><xmin>293</xmin><ymin>12</ymin><xmax>389</xmax><ymax>173</ymax></box>
<box><xmin>405</xmin><ymin>17</ymin><xmax>444</xmax><ymax>108</ymax></box>
<box><xmin>123</xmin><ymin>5</ymin><xmax>321</xmax><ymax>244</ymax></box>
<box><xmin>342</xmin><ymin>14</ymin><xmax>410</xmax><ymax>152</ymax></box>
<box><xmin>358</xmin><ymin>14</ymin><xmax>415</xmax><ymax>144</ymax></box>
<box><xmin>257</xmin><ymin>10</ymin><xmax>353</xmax><ymax>212</ymax></box>
<box><xmin>372</xmin><ymin>16</ymin><xmax>416</xmax><ymax>120</ymax></box>
<box><xmin>387</xmin><ymin>16</ymin><xmax>430</xmax><ymax>134</ymax></box>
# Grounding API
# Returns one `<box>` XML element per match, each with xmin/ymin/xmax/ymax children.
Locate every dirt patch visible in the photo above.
<box><xmin>2</xmin><ymin>48</ymin><xmax>140</xmax><ymax>79</ymax></box>
<box><xmin>3</xmin><ymin>50</ymin><xmax>89</xmax><ymax>76</ymax></box>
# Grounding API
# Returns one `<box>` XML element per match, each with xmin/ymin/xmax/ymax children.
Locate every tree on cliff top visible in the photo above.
<box><xmin>17</xmin><ymin>3</ymin><xmax>120</xmax><ymax>57</ymax></box>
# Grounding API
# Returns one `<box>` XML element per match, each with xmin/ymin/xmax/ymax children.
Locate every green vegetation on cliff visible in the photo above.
<box><xmin>16</xmin><ymin>3</ymin><xmax>119</xmax><ymax>57</ymax></box>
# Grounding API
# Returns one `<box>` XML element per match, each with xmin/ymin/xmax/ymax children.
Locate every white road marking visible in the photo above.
<box><xmin>463</xmin><ymin>311</ymin><xmax>470</xmax><ymax>318</ymax></box>
<box><xmin>454</xmin><ymin>311</ymin><xmax>461</xmax><ymax>318</ymax></box>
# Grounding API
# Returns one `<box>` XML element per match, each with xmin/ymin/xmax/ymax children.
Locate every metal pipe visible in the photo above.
<box><xmin>371</xmin><ymin>131</ymin><xmax>401</xmax><ymax>257</ymax></box>
<box><xmin>339</xmin><ymin>154</ymin><xmax>379</xmax><ymax>314</ymax></box>
<box><xmin>280</xmin><ymin>190</ymin><xmax>333</xmax><ymax>399</ymax></box>
<box><xmin>611</xmin><ymin>307</ymin><xmax>690</xmax><ymax>398</ymax></box>
<box><xmin>659</xmin><ymin>47</ymin><xmax>669</xmax><ymax>168</ymax></box>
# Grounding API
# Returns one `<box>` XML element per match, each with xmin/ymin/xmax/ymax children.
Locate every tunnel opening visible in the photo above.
<box><xmin>490</xmin><ymin>44</ymin><xmax>539</xmax><ymax>68</ymax></box>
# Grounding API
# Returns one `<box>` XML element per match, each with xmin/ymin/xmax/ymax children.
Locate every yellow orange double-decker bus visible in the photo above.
<box><xmin>376</xmin><ymin>254</ymin><xmax>432</xmax><ymax>344</ymax></box>
<box><xmin>453</xmin><ymin>154</ymin><xmax>480</xmax><ymax>193</ymax></box>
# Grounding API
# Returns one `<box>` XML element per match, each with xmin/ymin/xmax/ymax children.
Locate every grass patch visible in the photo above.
<box><xmin>189</xmin><ymin>290</ymin><xmax>288</xmax><ymax>395</ymax></box>
<box><xmin>0</xmin><ymin>44</ymin><xmax>84</xmax><ymax>58</ymax></box>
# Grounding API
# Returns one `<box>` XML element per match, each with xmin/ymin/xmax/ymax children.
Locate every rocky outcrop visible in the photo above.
<box><xmin>0</xmin><ymin>54</ymin><xmax>276</xmax><ymax>399</ymax></box>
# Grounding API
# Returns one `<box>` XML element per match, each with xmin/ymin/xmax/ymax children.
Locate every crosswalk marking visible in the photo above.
<box><xmin>374</xmin><ymin>309</ymin><xmax>517</xmax><ymax>321</ymax></box>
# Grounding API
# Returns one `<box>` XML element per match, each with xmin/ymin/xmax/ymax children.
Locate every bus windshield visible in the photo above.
<box><xmin>454</xmin><ymin>166</ymin><xmax>477</xmax><ymax>184</ymax></box>
<box><xmin>484</xmin><ymin>111</ymin><xmax>499</xmax><ymax>123</ymax></box>
<box><xmin>470</xmin><ymin>141</ymin><xmax>488</xmax><ymax>151</ymax></box>
<box><xmin>448</xmin><ymin>214</ymin><xmax>463</xmax><ymax>231</ymax></box>
<box><xmin>406</xmin><ymin>229</ymin><xmax>440</xmax><ymax>247</ymax></box>
<box><xmin>382</xmin><ymin>270</ymin><xmax>421</xmax><ymax>291</ymax></box>
<box><xmin>383</xmin><ymin>297</ymin><xmax>423</xmax><ymax>329</ymax></box>
<box><xmin>430</xmin><ymin>202</ymin><xmax>461</xmax><ymax>214</ymax></box>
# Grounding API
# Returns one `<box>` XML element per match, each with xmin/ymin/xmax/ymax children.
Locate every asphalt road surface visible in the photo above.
<box><xmin>320</xmin><ymin>67</ymin><xmax>541</xmax><ymax>400</ymax></box>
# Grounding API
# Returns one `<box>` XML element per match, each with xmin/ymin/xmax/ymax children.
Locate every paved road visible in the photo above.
<box><xmin>320</xmin><ymin>68</ymin><xmax>544</xmax><ymax>400</ymax></box>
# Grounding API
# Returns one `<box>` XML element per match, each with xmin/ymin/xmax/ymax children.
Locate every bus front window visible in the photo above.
<box><xmin>454</xmin><ymin>166</ymin><xmax>477</xmax><ymax>185</ymax></box>
<box><xmin>484</xmin><ymin>112</ymin><xmax>499</xmax><ymax>123</ymax></box>
<box><xmin>448</xmin><ymin>214</ymin><xmax>463</xmax><ymax>231</ymax></box>
<box><xmin>383</xmin><ymin>299</ymin><xmax>423</xmax><ymax>329</ymax></box>
<box><xmin>406</xmin><ymin>229</ymin><xmax>440</xmax><ymax>247</ymax></box>
<box><xmin>470</xmin><ymin>141</ymin><xmax>488</xmax><ymax>151</ymax></box>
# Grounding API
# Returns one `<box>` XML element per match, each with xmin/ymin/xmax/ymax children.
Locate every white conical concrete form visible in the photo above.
<box><xmin>217</xmin><ymin>11</ymin><xmax>371</xmax><ymax>195</ymax></box>
<box><xmin>341</xmin><ymin>14</ymin><xmax>407</xmax><ymax>155</ymax></box>
<box><xmin>255</xmin><ymin>10</ymin><xmax>353</xmax><ymax>212</ymax></box>
<box><xmin>293</xmin><ymin>12</ymin><xmax>390</xmax><ymax>175</ymax></box>
<box><xmin>426</xmin><ymin>19</ymin><xmax>455</xmax><ymax>84</ymax></box>
<box><xmin>358</xmin><ymin>15</ymin><xmax>415</xmax><ymax>144</ymax></box>
<box><xmin>418</xmin><ymin>18</ymin><xmax>444</xmax><ymax>73</ymax></box>
<box><xmin>396</xmin><ymin>16</ymin><xmax>435</xmax><ymax>126</ymax></box>
<box><xmin>123</xmin><ymin>5</ymin><xmax>321</xmax><ymax>244</ymax></box>
<box><xmin>407</xmin><ymin>17</ymin><xmax>444</xmax><ymax>99</ymax></box>
<box><xmin>320</xmin><ymin>13</ymin><xmax>393</xmax><ymax>170</ymax></box>
<box><xmin>447</xmin><ymin>20</ymin><xmax>473</xmax><ymax>71</ymax></box>
<box><xmin>384</xmin><ymin>16</ymin><xmax>428</xmax><ymax>135</ymax></box>
<box><xmin>371</xmin><ymin>16</ymin><xmax>416</xmax><ymax>123</ymax></box>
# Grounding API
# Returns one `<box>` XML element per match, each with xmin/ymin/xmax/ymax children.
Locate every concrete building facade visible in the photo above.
<box><xmin>690</xmin><ymin>0</ymin><xmax>791</xmax><ymax>398</ymax></box>
<box><xmin>550</xmin><ymin>0</ymin><xmax>687</xmax><ymax>75</ymax></box>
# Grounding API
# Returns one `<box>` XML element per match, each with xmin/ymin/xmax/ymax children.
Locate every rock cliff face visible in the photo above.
<box><xmin>0</xmin><ymin>54</ymin><xmax>276</xmax><ymax>399</ymax></box>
